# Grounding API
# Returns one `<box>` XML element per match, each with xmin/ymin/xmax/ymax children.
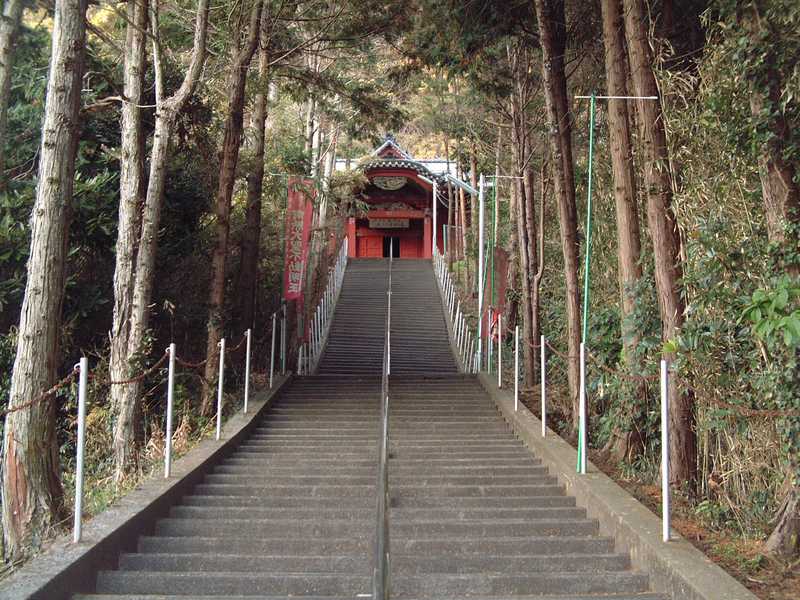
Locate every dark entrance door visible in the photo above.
<box><xmin>382</xmin><ymin>236</ymin><xmax>400</xmax><ymax>258</ymax></box>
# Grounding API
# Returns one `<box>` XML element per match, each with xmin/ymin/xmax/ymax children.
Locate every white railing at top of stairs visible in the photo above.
<box><xmin>297</xmin><ymin>237</ymin><xmax>348</xmax><ymax>375</ymax></box>
<box><xmin>433</xmin><ymin>249</ymin><xmax>481</xmax><ymax>374</ymax></box>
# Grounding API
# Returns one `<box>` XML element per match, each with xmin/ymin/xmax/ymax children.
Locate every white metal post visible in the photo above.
<box><xmin>244</xmin><ymin>329</ymin><xmax>251</xmax><ymax>413</ymax></box>
<box><xmin>73</xmin><ymin>357</ymin><xmax>88</xmax><ymax>543</ymax></box>
<box><xmin>661</xmin><ymin>359</ymin><xmax>671</xmax><ymax>542</ymax></box>
<box><xmin>297</xmin><ymin>347</ymin><xmax>303</xmax><ymax>376</ymax></box>
<box><xmin>216</xmin><ymin>338</ymin><xmax>225</xmax><ymax>441</ymax></box>
<box><xmin>477</xmin><ymin>173</ymin><xmax>485</xmax><ymax>371</ymax></box>
<box><xmin>579</xmin><ymin>342</ymin><xmax>587</xmax><ymax>474</ymax></box>
<box><xmin>281</xmin><ymin>304</ymin><xmax>287</xmax><ymax>375</ymax></box>
<box><xmin>165</xmin><ymin>344</ymin><xmax>176</xmax><ymax>477</ymax></box>
<box><xmin>541</xmin><ymin>335</ymin><xmax>546</xmax><ymax>437</ymax></box>
<box><xmin>387</xmin><ymin>290</ymin><xmax>392</xmax><ymax>376</ymax></box>
<box><xmin>488</xmin><ymin>308</ymin><xmax>493</xmax><ymax>374</ymax></box>
<box><xmin>432</xmin><ymin>180</ymin><xmax>438</xmax><ymax>256</ymax></box>
<box><xmin>514</xmin><ymin>326</ymin><xmax>519</xmax><ymax>412</ymax></box>
<box><xmin>498</xmin><ymin>313</ymin><xmax>502</xmax><ymax>388</ymax></box>
<box><xmin>469</xmin><ymin>337</ymin><xmax>475</xmax><ymax>374</ymax></box>
<box><xmin>270</xmin><ymin>312</ymin><xmax>277</xmax><ymax>388</ymax></box>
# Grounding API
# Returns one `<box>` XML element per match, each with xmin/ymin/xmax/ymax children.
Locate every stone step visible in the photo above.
<box><xmin>390</xmin><ymin>519</ymin><xmax>599</xmax><ymax>539</ymax></box>
<box><xmin>390</xmin><ymin>552</ymin><xmax>629</xmax><ymax>574</ymax></box>
<box><xmin>181</xmin><ymin>495</ymin><xmax>376</xmax><ymax>509</ymax></box>
<box><xmin>95</xmin><ymin>571</ymin><xmax>371</xmax><ymax>596</ymax></box>
<box><xmin>154</xmin><ymin>517</ymin><xmax>372</xmax><ymax>537</ymax></box>
<box><xmin>118</xmin><ymin>553</ymin><xmax>369</xmax><ymax>573</ymax></box>
<box><xmin>137</xmin><ymin>535</ymin><xmax>370</xmax><ymax>555</ymax></box>
<box><xmin>391</xmin><ymin>571</ymin><xmax>650</xmax><ymax>598</ymax></box>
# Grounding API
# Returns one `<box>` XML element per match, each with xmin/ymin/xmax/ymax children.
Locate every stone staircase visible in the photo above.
<box><xmin>75</xmin><ymin>377</ymin><xmax>379</xmax><ymax>599</ymax></box>
<box><xmin>317</xmin><ymin>259</ymin><xmax>389</xmax><ymax>375</ymax></box>
<box><xmin>72</xmin><ymin>257</ymin><xmax>668</xmax><ymax>600</ymax></box>
<box><xmin>388</xmin><ymin>376</ymin><xmax>667</xmax><ymax>600</ymax></box>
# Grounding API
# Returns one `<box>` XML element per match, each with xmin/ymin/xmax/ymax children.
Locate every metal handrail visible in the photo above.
<box><xmin>373</xmin><ymin>255</ymin><xmax>392</xmax><ymax>600</ymax></box>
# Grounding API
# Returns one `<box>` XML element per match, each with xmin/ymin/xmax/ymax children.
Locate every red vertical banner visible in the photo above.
<box><xmin>283</xmin><ymin>177</ymin><xmax>315</xmax><ymax>300</ymax></box>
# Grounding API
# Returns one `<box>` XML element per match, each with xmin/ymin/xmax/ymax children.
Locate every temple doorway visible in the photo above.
<box><xmin>383</xmin><ymin>236</ymin><xmax>400</xmax><ymax>258</ymax></box>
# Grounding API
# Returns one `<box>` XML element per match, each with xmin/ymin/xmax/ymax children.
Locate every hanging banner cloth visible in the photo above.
<box><xmin>283</xmin><ymin>177</ymin><xmax>315</xmax><ymax>300</ymax></box>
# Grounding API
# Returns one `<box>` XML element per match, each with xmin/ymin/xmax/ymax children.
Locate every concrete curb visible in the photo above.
<box><xmin>477</xmin><ymin>372</ymin><xmax>757</xmax><ymax>600</ymax></box>
<box><xmin>1</xmin><ymin>375</ymin><xmax>293</xmax><ymax>600</ymax></box>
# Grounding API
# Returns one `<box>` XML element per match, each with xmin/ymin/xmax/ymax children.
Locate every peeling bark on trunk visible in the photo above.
<box><xmin>202</xmin><ymin>0</ymin><xmax>264</xmax><ymax>414</ymax></box>
<box><xmin>0</xmin><ymin>0</ymin><xmax>25</xmax><ymax>191</ymax></box>
<box><xmin>109</xmin><ymin>0</ymin><xmax>150</xmax><ymax>483</ymax></box>
<box><xmin>533</xmin><ymin>0</ymin><xmax>581</xmax><ymax>428</ymax></box>
<box><xmin>623</xmin><ymin>0</ymin><xmax>696</xmax><ymax>491</ymax></box>
<box><xmin>1</xmin><ymin>0</ymin><xmax>87</xmax><ymax>558</ymax></box>
<box><xmin>601</xmin><ymin>0</ymin><xmax>646</xmax><ymax>462</ymax></box>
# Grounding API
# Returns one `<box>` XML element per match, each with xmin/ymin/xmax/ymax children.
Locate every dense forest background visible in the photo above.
<box><xmin>1</xmin><ymin>0</ymin><xmax>799</xmax><ymax>594</ymax></box>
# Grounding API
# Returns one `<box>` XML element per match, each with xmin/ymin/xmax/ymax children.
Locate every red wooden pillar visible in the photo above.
<box><xmin>423</xmin><ymin>216</ymin><xmax>432</xmax><ymax>259</ymax></box>
<box><xmin>347</xmin><ymin>217</ymin><xmax>356</xmax><ymax>258</ymax></box>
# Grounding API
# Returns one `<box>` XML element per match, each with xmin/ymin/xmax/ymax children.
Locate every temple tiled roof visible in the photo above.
<box><xmin>360</xmin><ymin>158</ymin><xmax>446</xmax><ymax>184</ymax></box>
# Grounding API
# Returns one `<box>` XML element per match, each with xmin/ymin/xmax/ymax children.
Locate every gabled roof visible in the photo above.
<box><xmin>360</xmin><ymin>158</ymin><xmax>439</xmax><ymax>183</ymax></box>
<box><xmin>372</xmin><ymin>135</ymin><xmax>411</xmax><ymax>160</ymax></box>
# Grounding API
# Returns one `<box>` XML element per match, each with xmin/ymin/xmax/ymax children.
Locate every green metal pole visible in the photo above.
<box><xmin>577</xmin><ymin>92</ymin><xmax>596</xmax><ymax>472</ymax></box>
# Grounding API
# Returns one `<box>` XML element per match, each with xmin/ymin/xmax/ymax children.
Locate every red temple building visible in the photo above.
<box><xmin>343</xmin><ymin>136</ymin><xmax>475</xmax><ymax>259</ymax></box>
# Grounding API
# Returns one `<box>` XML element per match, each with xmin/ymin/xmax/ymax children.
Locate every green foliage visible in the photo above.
<box><xmin>742</xmin><ymin>276</ymin><xmax>800</xmax><ymax>348</ymax></box>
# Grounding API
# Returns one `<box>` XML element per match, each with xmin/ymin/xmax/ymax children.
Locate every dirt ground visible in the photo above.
<box><xmin>515</xmin><ymin>391</ymin><xmax>799</xmax><ymax>600</ymax></box>
<box><xmin>590</xmin><ymin>449</ymin><xmax>800</xmax><ymax>600</ymax></box>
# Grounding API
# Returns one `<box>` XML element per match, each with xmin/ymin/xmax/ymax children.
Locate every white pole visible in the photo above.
<box><xmin>243</xmin><ymin>329</ymin><xmax>251</xmax><ymax>413</ymax></box>
<box><xmin>216</xmin><ymin>338</ymin><xmax>226</xmax><ymax>441</ymax></box>
<box><xmin>469</xmin><ymin>337</ymin><xmax>475</xmax><ymax>374</ymax></box>
<box><xmin>455</xmin><ymin>301</ymin><xmax>461</xmax><ymax>344</ymax></box>
<box><xmin>514</xmin><ymin>326</ymin><xmax>519</xmax><ymax>412</ymax></box>
<box><xmin>488</xmin><ymin>308</ymin><xmax>493</xmax><ymax>374</ymax></box>
<box><xmin>297</xmin><ymin>346</ymin><xmax>303</xmax><ymax>376</ymax></box>
<box><xmin>477</xmin><ymin>173</ymin><xmax>485</xmax><ymax>371</ymax></box>
<box><xmin>73</xmin><ymin>357</ymin><xmax>88</xmax><ymax>543</ymax></box>
<box><xmin>270</xmin><ymin>312</ymin><xmax>277</xmax><ymax>388</ymax></box>
<box><xmin>387</xmin><ymin>290</ymin><xmax>392</xmax><ymax>376</ymax></box>
<box><xmin>541</xmin><ymin>335</ymin><xmax>546</xmax><ymax>437</ymax></box>
<box><xmin>165</xmin><ymin>344</ymin><xmax>176</xmax><ymax>477</ymax></box>
<box><xmin>498</xmin><ymin>313</ymin><xmax>502</xmax><ymax>388</ymax></box>
<box><xmin>579</xmin><ymin>342</ymin><xmax>587</xmax><ymax>474</ymax></box>
<box><xmin>661</xmin><ymin>359</ymin><xmax>671</xmax><ymax>542</ymax></box>
<box><xmin>281</xmin><ymin>304</ymin><xmax>286</xmax><ymax>375</ymax></box>
<box><xmin>432</xmin><ymin>180</ymin><xmax>438</xmax><ymax>256</ymax></box>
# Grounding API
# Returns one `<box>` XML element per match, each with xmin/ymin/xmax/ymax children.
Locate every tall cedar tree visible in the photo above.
<box><xmin>109</xmin><ymin>0</ymin><xmax>210</xmax><ymax>480</ymax></box>
<box><xmin>600</xmin><ymin>0</ymin><xmax>645</xmax><ymax>461</ymax></box>
<box><xmin>1</xmin><ymin>0</ymin><xmax>88</xmax><ymax>557</ymax></box>
<box><xmin>622</xmin><ymin>0</ymin><xmax>697</xmax><ymax>491</ymax></box>
<box><xmin>202</xmin><ymin>0</ymin><xmax>265</xmax><ymax>413</ymax></box>
<box><xmin>532</xmin><ymin>0</ymin><xmax>581</xmax><ymax>428</ymax></box>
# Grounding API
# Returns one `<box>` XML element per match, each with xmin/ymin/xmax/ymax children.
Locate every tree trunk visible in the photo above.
<box><xmin>202</xmin><ymin>0</ymin><xmax>264</xmax><ymax>414</ymax></box>
<box><xmin>494</xmin><ymin>127</ymin><xmax>502</xmax><ymax>240</ymax></box>
<box><xmin>623</xmin><ymin>0</ymin><xmax>696</xmax><ymax>491</ymax></box>
<box><xmin>600</xmin><ymin>0</ymin><xmax>646</xmax><ymax>462</ymax></box>
<box><xmin>533</xmin><ymin>0</ymin><xmax>581</xmax><ymax>429</ymax></box>
<box><xmin>109</xmin><ymin>0</ymin><xmax>210</xmax><ymax>480</ymax></box>
<box><xmin>742</xmin><ymin>7</ymin><xmax>800</xmax><ymax>257</ymax></box>
<box><xmin>0</xmin><ymin>0</ymin><xmax>25</xmax><ymax>191</ymax></box>
<box><xmin>508</xmin><ymin>64</ymin><xmax>536</xmax><ymax>388</ymax></box>
<box><xmin>236</xmin><ymin>23</ymin><xmax>273</xmax><ymax>334</ymax></box>
<box><xmin>109</xmin><ymin>0</ymin><xmax>149</xmax><ymax>483</ymax></box>
<box><xmin>766</xmin><ymin>481</ymin><xmax>800</xmax><ymax>558</ymax></box>
<box><xmin>1</xmin><ymin>0</ymin><xmax>87</xmax><ymax>558</ymax></box>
